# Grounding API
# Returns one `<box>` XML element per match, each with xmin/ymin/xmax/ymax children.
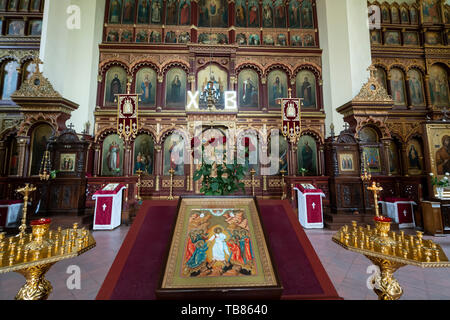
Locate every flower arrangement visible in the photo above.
<box><xmin>430</xmin><ymin>172</ymin><xmax>450</xmax><ymax>188</ymax></box>
<box><xmin>299</xmin><ymin>168</ymin><xmax>308</xmax><ymax>176</ymax></box>
<box><xmin>192</xmin><ymin>136</ymin><xmax>250</xmax><ymax>196</ymax></box>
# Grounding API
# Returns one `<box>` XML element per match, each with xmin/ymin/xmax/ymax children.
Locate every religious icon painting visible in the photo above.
<box><xmin>7</xmin><ymin>20</ymin><xmax>25</xmax><ymax>36</ymax></box>
<box><xmin>149</xmin><ymin>30</ymin><xmax>162</xmax><ymax>43</ymax></box>
<box><xmin>134</xmin><ymin>134</ymin><xmax>154</xmax><ymax>174</ymax></box>
<box><xmin>297</xmin><ymin>135</ymin><xmax>317</xmax><ymax>176</ymax></box>
<box><xmin>30</xmin><ymin>123</ymin><xmax>54</xmax><ymax>176</ymax></box>
<box><xmin>288</xmin><ymin>0</ymin><xmax>300</xmax><ymax>29</ymax></box>
<box><xmin>101</xmin><ymin>134</ymin><xmax>124</xmax><ymax>177</ymax></box>
<box><xmin>165</xmin><ymin>31</ymin><xmax>177</xmax><ymax>43</ymax></box>
<box><xmin>29</xmin><ymin>20</ymin><xmax>42</xmax><ymax>36</ymax></box>
<box><xmin>407</xmin><ymin>138</ymin><xmax>423</xmax><ymax>175</ymax></box>
<box><xmin>239</xmin><ymin>134</ymin><xmax>259</xmax><ymax>175</ymax></box>
<box><xmin>303</xmin><ymin>34</ymin><xmax>315</xmax><ymax>47</ymax></box>
<box><xmin>407</xmin><ymin>69</ymin><xmax>425</xmax><ymax>107</ymax></box>
<box><xmin>248</xmin><ymin>0</ymin><xmax>259</xmax><ymax>27</ymax></box>
<box><xmin>291</xmin><ymin>34</ymin><xmax>302</xmax><ymax>47</ymax></box>
<box><xmin>301</xmin><ymin>0</ymin><xmax>314</xmax><ymax>28</ymax></box>
<box><xmin>268</xmin><ymin>133</ymin><xmax>288</xmax><ymax>175</ymax></box>
<box><xmin>122</xmin><ymin>0</ymin><xmax>136</xmax><ymax>24</ymax></box>
<box><xmin>8</xmin><ymin>138</ymin><xmax>18</xmax><ymax>176</ymax></box>
<box><xmin>426</xmin><ymin>124</ymin><xmax>450</xmax><ymax>176</ymax></box>
<box><xmin>236</xmin><ymin>33</ymin><xmax>247</xmax><ymax>45</ymax></box>
<box><xmin>238</xmin><ymin>69</ymin><xmax>259</xmax><ymax>108</ymax></box>
<box><xmin>8</xmin><ymin>0</ymin><xmax>17</xmax><ymax>10</ymax></box>
<box><xmin>109</xmin><ymin>0</ymin><xmax>122</xmax><ymax>24</ymax></box>
<box><xmin>137</xmin><ymin>0</ymin><xmax>150</xmax><ymax>24</ymax></box>
<box><xmin>235</xmin><ymin>0</ymin><xmax>247</xmax><ymax>28</ymax></box>
<box><xmin>158</xmin><ymin>198</ymin><xmax>280</xmax><ymax>297</ymax></box>
<box><xmin>296</xmin><ymin>70</ymin><xmax>316</xmax><ymax>109</ymax></box>
<box><xmin>248</xmin><ymin>33</ymin><xmax>260</xmax><ymax>45</ymax></box>
<box><xmin>30</xmin><ymin>0</ymin><xmax>40</xmax><ymax>11</ymax></box>
<box><xmin>135</xmin><ymin>68</ymin><xmax>156</xmax><ymax>107</ymax></box>
<box><xmin>276</xmin><ymin>34</ymin><xmax>287</xmax><ymax>46</ymax></box>
<box><xmin>263</xmin><ymin>34</ymin><xmax>275</xmax><ymax>46</ymax></box>
<box><xmin>339</xmin><ymin>153</ymin><xmax>355</xmax><ymax>173</ymax></box>
<box><xmin>198</xmin><ymin>33</ymin><xmax>210</xmax><ymax>44</ymax></box>
<box><xmin>106</xmin><ymin>30</ymin><xmax>119</xmax><ymax>42</ymax></box>
<box><xmin>400</xmin><ymin>7</ymin><xmax>410</xmax><ymax>24</ymax></box>
<box><xmin>422</xmin><ymin>0</ymin><xmax>441</xmax><ymax>24</ymax></box>
<box><xmin>384</xmin><ymin>31</ymin><xmax>401</xmax><ymax>45</ymax></box>
<box><xmin>362</xmin><ymin>147</ymin><xmax>381</xmax><ymax>173</ymax></box>
<box><xmin>267</xmin><ymin>70</ymin><xmax>287</xmax><ymax>108</ymax></box>
<box><xmin>425</xmin><ymin>32</ymin><xmax>441</xmax><ymax>45</ymax></box>
<box><xmin>166</xmin><ymin>0</ymin><xmax>179</xmax><ymax>25</ymax></box>
<box><xmin>197</xmin><ymin>64</ymin><xmax>228</xmax><ymax>109</ymax></box>
<box><xmin>104</xmin><ymin>66</ymin><xmax>127</xmax><ymax>105</ymax></box>
<box><xmin>164</xmin><ymin>133</ymin><xmax>185</xmax><ymax>176</ymax></box>
<box><xmin>262</xmin><ymin>0</ymin><xmax>274</xmax><ymax>28</ymax></box>
<box><xmin>198</xmin><ymin>0</ymin><xmax>228</xmax><ymax>28</ymax></box>
<box><xmin>165</xmin><ymin>67</ymin><xmax>187</xmax><ymax>109</ymax></box>
<box><xmin>0</xmin><ymin>0</ymin><xmax>7</xmax><ymax>10</ymax></box>
<box><xmin>121</xmin><ymin>30</ymin><xmax>133</xmax><ymax>42</ymax></box>
<box><xmin>136</xmin><ymin>30</ymin><xmax>149</xmax><ymax>42</ymax></box>
<box><xmin>274</xmin><ymin>0</ymin><xmax>286</xmax><ymax>28</ymax></box>
<box><xmin>388</xmin><ymin>141</ymin><xmax>400</xmax><ymax>175</ymax></box>
<box><xmin>404</xmin><ymin>32</ymin><xmax>419</xmax><ymax>45</ymax></box>
<box><xmin>178</xmin><ymin>31</ymin><xmax>190</xmax><ymax>44</ymax></box>
<box><xmin>1</xmin><ymin>60</ymin><xmax>19</xmax><ymax>100</ymax></box>
<box><xmin>391</xmin><ymin>7</ymin><xmax>400</xmax><ymax>24</ymax></box>
<box><xmin>375</xmin><ymin>67</ymin><xmax>388</xmax><ymax>90</ymax></box>
<box><xmin>381</xmin><ymin>6</ymin><xmax>390</xmax><ymax>23</ymax></box>
<box><xmin>428</xmin><ymin>65</ymin><xmax>449</xmax><ymax>107</ymax></box>
<box><xmin>151</xmin><ymin>0</ymin><xmax>163</xmax><ymax>24</ymax></box>
<box><xmin>19</xmin><ymin>0</ymin><xmax>29</xmax><ymax>11</ymax></box>
<box><xmin>59</xmin><ymin>153</ymin><xmax>77</xmax><ymax>173</ymax></box>
<box><xmin>389</xmin><ymin>68</ymin><xmax>407</xmax><ymax>106</ymax></box>
<box><xmin>179</xmin><ymin>0</ymin><xmax>191</xmax><ymax>25</ymax></box>
<box><xmin>370</xmin><ymin>30</ymin><xmax>381</xmax><ymax>45</ymax></box>
<box><xmin>410</xmin><ymin>7</ymin><xmax>418</xmax><ymax>23</ymax></box>
<box><xmin>359</xmin><ymin>127</ymin><xmax>379</xmax><ymax>143</ymax></box>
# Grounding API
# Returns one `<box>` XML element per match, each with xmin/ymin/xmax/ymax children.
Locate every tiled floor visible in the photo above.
<box><xmin>0</xmin><ymin>224</ymin><xmax>449</xmax><ymax>300</ymax></box>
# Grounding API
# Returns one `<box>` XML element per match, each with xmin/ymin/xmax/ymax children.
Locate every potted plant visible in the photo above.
<box><xmin>193</xmin><ymin>136</ymin><xmax>250</xmax><ymax>196</ymax></box>
<box><xmin>430</xmin><ymin>172</ymin><xmax>449</xmax><ymax>198</ymax></box>
<box><xmin>299</xmin><ymin>168</ymin><xmax>308</xmax><ymax>177</ymax></box>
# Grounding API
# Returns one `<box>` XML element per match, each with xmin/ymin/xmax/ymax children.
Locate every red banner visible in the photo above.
<box><xmin>282</xmin><ymin>98</ymin><xmax>301</xmax><ymax>142</ymax></box>
<box><xmin>117</xmin><ymin>94</ymin><xmax>139</xmax><ymax>141</ymax></box>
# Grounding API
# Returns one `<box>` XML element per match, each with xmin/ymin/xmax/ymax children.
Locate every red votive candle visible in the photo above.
<box><xmin>30</xmin><ymin>218</ymin><xmax>51</xmax><ymax>226</ymax></box>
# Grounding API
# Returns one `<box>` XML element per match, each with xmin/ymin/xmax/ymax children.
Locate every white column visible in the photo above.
<box><xmin>317</xmin><ymin>0</ymin><xmax>372</xmax><ymax>136</ymax></box>
<box><xmin>40</xmin><ymin>0</ymin><xmax>105</xmax><ymax>134</ymax></box>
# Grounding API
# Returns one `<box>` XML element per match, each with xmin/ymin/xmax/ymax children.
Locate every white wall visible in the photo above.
<box><xmin>40</xmin><ymin>0</ymin><xmax>105</xmax><ymax>134</ymax></box>
<box><xmin>317</xmin><ymin>0</ymin><xmax>372</xmax><ymax>136</ymax></box>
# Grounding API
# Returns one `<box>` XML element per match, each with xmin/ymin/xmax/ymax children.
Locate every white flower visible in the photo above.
<box><xmin>444</xmin><ymin>177</ymin><xmax>449</xmax><ymax>181</ymax></box>
<box><xmin>430</xmin><ymin>173</ymin><xmax>434</xmax><ymax>176</ymax></box>
<box><xmin>446</xmin><ymin>172</ymin><xmax>450</xmax><ymax>176</ymax></box>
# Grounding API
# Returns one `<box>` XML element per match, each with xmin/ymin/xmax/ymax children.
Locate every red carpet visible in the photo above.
<box><xmin>96</xmin><ymin>200</ymin><xmax>341</xmax><ymax>300</ymax></box>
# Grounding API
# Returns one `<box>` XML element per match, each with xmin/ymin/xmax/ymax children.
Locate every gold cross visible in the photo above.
<box><xmin>367</xmin><ymin>182</ymin><xmax>383</xmax><ymax>217</ymax></box>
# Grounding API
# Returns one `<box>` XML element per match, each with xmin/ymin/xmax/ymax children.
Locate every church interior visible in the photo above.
<box><xmin>0</xmin><ymin>0</ymin><xmax>449</xmax><ymax>303</ymax></box>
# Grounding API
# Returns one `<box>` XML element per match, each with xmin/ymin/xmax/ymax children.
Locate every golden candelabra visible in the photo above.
<box><xmin>332</xmin><ymin>182</ymin><xmax>450</xmax><ymax>300</ymax></box>
<box><xmin>16</xmin><ymin>184</ymin><xmax>36</xmax><ymax>235</ymax></box>
<box><xmin>0</xmin><ymin>186</ymin><xmax>96</xmax><ymax>300</ymax></box>
<box><xmin>168</xmin><ymin>168</ymin><xmax>175</xmax><ymax>200</ymax></box>
<box><xmin>280</xmin><ymin>169</ymin><xmax>287</xmax><ymax>200</ymax></box>
<box><xmin>39</xmin><ymin>151</ymin><xmax>51</xmax><ymax>181</ymax></box>
<box><xmin>250</xmin><ymin>168</ymin><xmax>256</xmax><ymax>197</ymax></box>
<box><xmin>361</xmin><ymin>154</ymin><xmax>372</xmax><ymax>183</ymax></box>
<box><xmin>135</xmin><ymin>169</ymin><xmax>143</xmax><ymax>202</ymax></box>
<box><xmin>367</xmin><ymin>181</ymin><xmax>383</xmax><ymax>217</ymax></box>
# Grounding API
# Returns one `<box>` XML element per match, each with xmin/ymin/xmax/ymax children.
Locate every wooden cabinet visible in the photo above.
<box><xmin>421</xmin><ymin>201</ymin><xmax>444</xmax><ymax>236</ymax></box>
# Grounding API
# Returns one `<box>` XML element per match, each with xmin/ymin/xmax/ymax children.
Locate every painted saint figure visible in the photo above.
<box><xmin>110</xmin><ymin>74</ymin><xmax>122</xmax><ymax>103</ymax></box>
<box><xmin>137</xmin><ymin>0</ymin><xmax>149</xmax><ymax>24</ymax></box>
<box><xmin>208</xmin><ymin>227</ymin><xmax>230</xmax><ymax>261</ymax></box>
<box><xmin>107</xmin><ymin>141</ymin><xmax>121</xmax><ymax>172</ymax></box>
<box><xmin>152</xmin><ymin>0</ymin><xmax>161</xmax><ymax>23</ymax></box>
<box><xmin>436</xmin><ymin>136</ymin><xmax>450</xmax><ymax>175</ymax></box>
<box><xmin>408</xmin><ymin>144</ymin><xmax>421</xmax><ymax>170</ymax></box>
<box><xmin>272</xmin><ymin>76</ymin><xmax>285</xmax><ymax>104</ymax></box>
<box><xmin>242</xmin><ymin>77</ymin><xmax>256</xmax><ymax>106</ymax></box>
<box><xmin>300</xmin><ymin>76</ymin><xmax>315</xmax><ymax>107</ymax></box>
<box><xmin>179</xmin><ymin>0</ymin><xmax>190</xmax><ymax>25</ymax></box>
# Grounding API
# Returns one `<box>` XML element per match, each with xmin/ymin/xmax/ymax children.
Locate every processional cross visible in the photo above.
<box><xmin>367</xmin><ymin>182</ymin><xmax>383</xmax><ymax>217</ymax></box>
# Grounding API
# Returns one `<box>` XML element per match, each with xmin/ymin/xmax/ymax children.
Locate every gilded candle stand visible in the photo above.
<box><xmin>332</xmin><ymin>221</ymin><xmax>450</xmax><ymax>300</ymax></box>
<box><xmin>0</xmin><ymin>185</ymin><xmax>96</xmax><ymax>300</ymax></box>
